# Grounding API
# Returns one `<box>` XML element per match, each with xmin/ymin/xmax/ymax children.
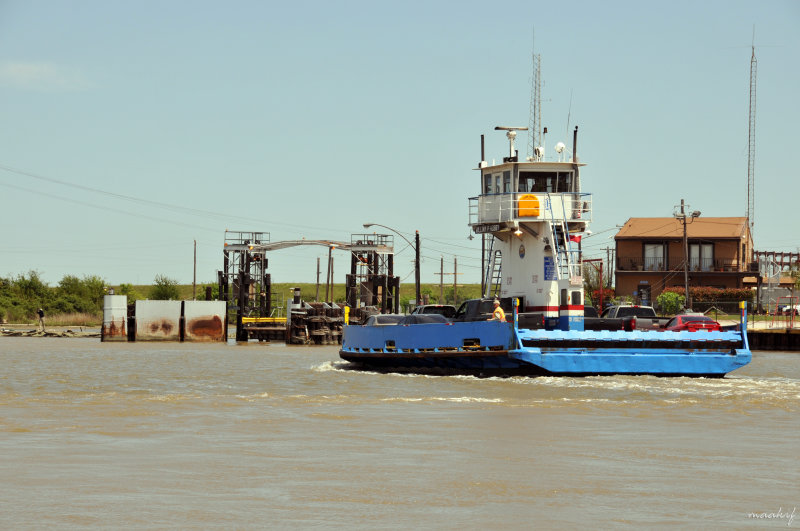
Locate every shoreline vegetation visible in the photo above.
<box><xmin>0</xmin><ymin>270</ymin><xmax>485</xmax><ymax>327</ymax></box>
<box><xmin>0</xmin><ymin>271</ymin><xmax>778</xmax><ymax>328</ymax></box>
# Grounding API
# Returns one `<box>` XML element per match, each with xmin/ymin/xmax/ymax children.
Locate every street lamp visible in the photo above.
<box><xmin>363</xmin><ymin>223</ymin><xmax>421</xmax><ymax>306</ymax></box>
<box><xmin>674</xmin><ymin>199</ymin><xmax>701</xmax><ymax>310</ymax></box>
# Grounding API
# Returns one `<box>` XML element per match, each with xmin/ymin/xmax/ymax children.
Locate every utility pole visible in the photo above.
<box><xmin>316</xmin><ymin>257</ymin><xmax>320</xmax><ymax>301</ymax></box>
<box><xmin>415</xmin><ymin>230</ymin><xmax>421</xmax><ymax>305</ymax></box>
<box><xmin>193</xmin><ymin>239</ymin><xmax>197</xmax><ymax>300</ymax></box>
<box><xmin>605</xmin><ymin>247</ymin><xmax>613</xmax><ymax>289</ymax></box>
<box><xmin>440</xmin><ymin>256</ymin><xmax>444</xmax><ymax>303</ymax></box>
<box><xmin>682</xmin><ymin>200</ymin><xmax>690</xmax><ymax>309</ymax></box>
<box><xmin>675</xmin><ymin>199</ymin><xmax>701</xmax><ymax>310</ymax></box>
<box><xmin>325</xmin><ymin>246</ymin><xmax>332</xmax><ymax>303</ymax></box>
<box><xmin>436</xmin><ymin>259</ymin><xmax>463</xmax><ymax>305</ymax></box>
<box><xmin>453</xmin><ymin>257</ymin><xmax>458</xmax><ymax>306</ymax></box>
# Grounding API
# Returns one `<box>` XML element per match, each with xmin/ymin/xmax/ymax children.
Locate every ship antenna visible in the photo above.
<box><xmin>495</xmin><ymin>126</ymin><xmax>528</xmax><ymax>161</ymax></box>
<box><xmin>526</xmin><ymin>32</ymin><xmax>542</xmax><ymax>161</ymax></box>
<box><xmin>565</xmin><ymin>88</ymin><xmax>573</xmax><ymax>140</ymax></box>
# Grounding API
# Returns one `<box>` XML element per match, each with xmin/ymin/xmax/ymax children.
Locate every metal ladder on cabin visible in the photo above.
<box><xmin>483</xmin><ymin>236</ymin><xmax>502</xmax><ymax>298</ymax></box>
<box><xmin>544</xmin><ymin>194</ymin><xmax>580</xmax><ymax>280</ymax></box>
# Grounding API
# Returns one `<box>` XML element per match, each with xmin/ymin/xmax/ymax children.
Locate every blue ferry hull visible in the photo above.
<box><xmin>339</xmin><ymin>321</ymin><xmax>751</xmax><ymax>377</ymax></box>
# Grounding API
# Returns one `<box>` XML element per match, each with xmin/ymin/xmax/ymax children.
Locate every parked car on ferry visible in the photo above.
<box><xmin>364</xmin><ymin>314</ymin><xmax>405</xmax><ymax>326</ymax></box>
<box><xmin>584</xmin><ymin>304</ymin><xmax>669</xmax><ymax>331</ymax></box>
<box><xmin>663</xmin><ymin>314</ymin><xmax>721</xmax><ymax>332</ymax></box>
<box><xmin>410</xmin><ymin>304</ymin><xmax>457</xmax><ymax>318</ymax></box>
<box><xmin>399</xmin><ymin>314</ymin><xmax>451</xmax><ymax>324</ymax></box>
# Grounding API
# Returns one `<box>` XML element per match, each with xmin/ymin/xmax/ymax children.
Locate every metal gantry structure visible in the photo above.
<box><xmin>219</xmin><ymin>230</ymin><xmax>398</xmax><ymax>342</ymax></box>
<box><xmin>219</xmin><ymin>231</ymin><xmax>273</xmax><ymax>325</ymax></box>
<box><xmin>346</xmin><ymin>233</ymin><xmax>400</xmax><ymax>317</ymax></box>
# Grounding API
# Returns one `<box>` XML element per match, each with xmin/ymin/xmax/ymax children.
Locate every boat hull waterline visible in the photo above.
<box><xmin>339</xmin><ymin>321</ymin><xmax>751</xmax><ymax>377</ymax></box>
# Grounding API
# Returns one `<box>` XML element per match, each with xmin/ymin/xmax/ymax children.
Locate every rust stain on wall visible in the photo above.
<box><xmin>102</xmin><ymin>318</ymin><xmax>126</xmax><ymax>339</ymax></box>
<box><xmin>137</xmin><ymin>317</ymin><xmax>179</xmax><ymax>340</ymax></box>
<box><xmin>187</xmin><ymin>315</ymin><xmax>224</xmax><ymax>340</ymax></box>
<box><xmin>146</xmin><ymin>320</ymin><xmax>174</xmax><ymax>335</ymax></box>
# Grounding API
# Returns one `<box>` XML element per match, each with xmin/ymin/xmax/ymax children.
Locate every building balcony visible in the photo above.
<box><xmin>616</xmin><ymin>256</ymin><xmax>746</xmax><ymax>273</ymax></box>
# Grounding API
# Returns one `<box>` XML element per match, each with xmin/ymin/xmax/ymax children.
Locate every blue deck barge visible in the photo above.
<box><xmin>340</xmin><ymin>321</ymin><xmax>751</xmax><ymax>376</ymax></box>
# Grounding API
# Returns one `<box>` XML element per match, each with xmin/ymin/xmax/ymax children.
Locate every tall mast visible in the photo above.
<box><xmin>527</xmin><ymin>43</ymin><xmax>542</xmax><ymax>159</ymax></box>
<box><xmin>746</xmin><ymin>40</ymin><xmax>757</xmax><ymax>231</ymax></box>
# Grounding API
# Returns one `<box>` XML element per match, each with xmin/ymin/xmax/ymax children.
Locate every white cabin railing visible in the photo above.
<box><xmin>468</xmin><ymin>192</ymin><xmax>592</xmax><ymax>225</ymax></box>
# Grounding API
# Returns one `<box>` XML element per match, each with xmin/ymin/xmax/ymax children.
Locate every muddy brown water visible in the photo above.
<box><xmin>0</xmin><ymin>337</ymin><xmax>797</xmax><ymax>528</ymax></box>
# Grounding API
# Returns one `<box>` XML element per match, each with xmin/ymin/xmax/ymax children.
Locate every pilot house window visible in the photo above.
<box><xmin>483</xmin><ymin>172</ymin><xmax>511</xmax><ymax>194</ymax></box>
<box><xmin>518</xmin><ymin>171</ymin><xmax>573</xmax><ymax>193</ymax></box>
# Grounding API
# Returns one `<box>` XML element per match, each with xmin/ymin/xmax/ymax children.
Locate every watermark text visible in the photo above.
<box><xmin>747</xmin><ymin>507</ymin><xmax>796</xmax><ymax>527</ymax></box>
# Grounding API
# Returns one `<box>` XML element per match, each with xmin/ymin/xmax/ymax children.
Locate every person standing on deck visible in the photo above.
<box><xmin>489</xmin><ymin>299</ymin><xmax>506</xmax><ymax>322</ymax></box>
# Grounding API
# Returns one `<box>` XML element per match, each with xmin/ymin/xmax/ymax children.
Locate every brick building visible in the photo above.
<box><xmin>614</xmin><ymin>217</ymin><xmax>755</xmax><ymax>305</ymax></box>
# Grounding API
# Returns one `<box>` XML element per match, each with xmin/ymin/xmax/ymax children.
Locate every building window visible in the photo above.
<box><xmin>689</xmin><ymin>243</ymin><xmax>713</xmax><ymax>271</ymax></box>
<box><xmin>643</xmin><ymin>243</ymin><xmax>665</xmax><ymax>271</ymax></box>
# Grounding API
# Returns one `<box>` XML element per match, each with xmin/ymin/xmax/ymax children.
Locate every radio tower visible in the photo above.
<box><xmin>527</xmin><ymin>51</ymin><xmax>542</xmax><ymax>160</ymax></box>
<box><xmin>746</xmin><ymin>42</ymin><xmax>757</xmax><ymax>230</ymax></box>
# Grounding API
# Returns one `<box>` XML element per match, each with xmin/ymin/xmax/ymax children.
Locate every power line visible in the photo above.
<box><xmin>0</xmin><ymin>180</ymin><xmax>220</xmax><ymax>233</ymax></box>
<box><xmin>0</xmin><ymin>162</ymin><xmax>357</xmax><ymax>235</ymax></box>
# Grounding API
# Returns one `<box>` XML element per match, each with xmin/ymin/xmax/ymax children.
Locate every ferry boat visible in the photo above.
<box><xmin>339</xmin><ymin>127</ymin><xmax>752</xmax><ymax>376</ymax></box>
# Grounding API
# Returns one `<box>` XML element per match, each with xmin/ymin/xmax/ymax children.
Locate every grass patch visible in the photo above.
<box><xmin>44</xmin><ymin>312</ymin><xmax>102</xmax><ymax>327</ymax></box>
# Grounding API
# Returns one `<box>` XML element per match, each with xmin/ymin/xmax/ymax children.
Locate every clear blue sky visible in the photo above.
<box><xmin>1</xmin><ymin>0</ymin><xmax>798</xmax><ymax>288</ymax></box>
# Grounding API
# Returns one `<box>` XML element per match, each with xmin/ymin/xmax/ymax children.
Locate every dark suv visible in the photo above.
<box><xmin>452</xmin><ymin>298</ymin><xmax>501</xmax><ymax>321</ymax></box>
<box><xmin>409</xmin><ymin>304</ymin><xmax>457</xmax><ymax>318</ymax></box>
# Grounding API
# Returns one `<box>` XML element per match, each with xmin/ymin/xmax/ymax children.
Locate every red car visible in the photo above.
<box><xmin>663</xmin><ymin>314</ymin><xmax>721</xmax><ymax>332</ymax></box>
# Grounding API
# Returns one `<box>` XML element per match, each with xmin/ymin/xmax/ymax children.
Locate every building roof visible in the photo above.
<box><xmin>615</xmin><ymin>217</ymin><xmax>749</xmax><ymax>240</ymax></box>
<box><xmin>743</xmin><ymin>275</ymin><xmax>797</xmax><ymax>287</ymax></box>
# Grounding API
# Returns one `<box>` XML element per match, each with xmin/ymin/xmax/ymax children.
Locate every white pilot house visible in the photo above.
<box><xmin>468</xmin><ymin>126</ymin><xmax>592</xmax><ymax>330</ymax></box>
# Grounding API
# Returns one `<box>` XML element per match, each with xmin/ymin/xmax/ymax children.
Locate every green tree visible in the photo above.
<box><xmin>195</xmin><ymin>283</ymin><xmax>219</xmax><ymax>301</ymax></box>
<box><xmin>10</xmin><ymin>270</ymin><xmax>51</xmax><ymax>319</ymax></box>
<box><xmin>656</xmin><ymin>290</ymin><xmax>685</xmax><ymax>315</ymax></box>
<box><xmin>582</xmin><ymin>262</ymin><xmax>602</xmax><ymax>301</ymax></box>
<box><xmin>0</xmin><ymin>276</ymin><xmax>12</xmax><ymax>322</ymax></box>
<box><xmin>57</xmin><ymin>274</ymin><xmax>106</xmax><ymax>313</ymax></box>
<box><xmin>150</xmin><ymin>275</ymin><xmax>180</xmax><ymax>300</ymax></box>
<box><xmin>118</xmin><ymin>283</ymin><xmax>142</xmax><ymax>303</ymax></box>
<box><xmin>14</xmin><ymin>270</ymin><xmax>49</xmax><ymax>300</ymax></box>
<box><xmin>611</xmin><ymin>294</ymin><xmax>634</xmax><ymax>306</ymax></box>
